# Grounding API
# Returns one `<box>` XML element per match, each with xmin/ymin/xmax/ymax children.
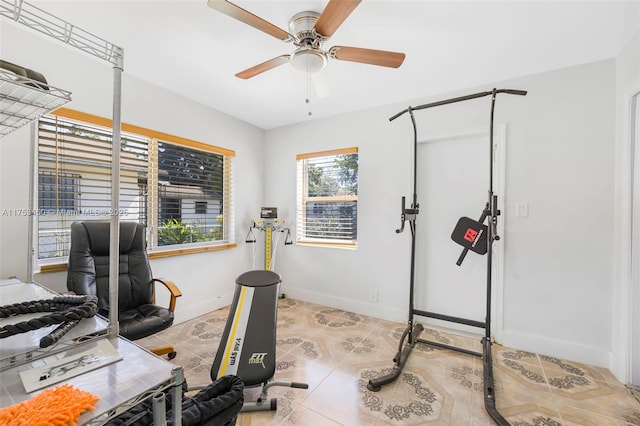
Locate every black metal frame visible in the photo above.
<box><xmin>367</xmin><ymin>88</ymin><xmax>527</xmax><ymax>425</ymax></box>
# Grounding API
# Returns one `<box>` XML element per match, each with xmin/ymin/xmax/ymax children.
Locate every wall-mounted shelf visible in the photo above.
<box><xmin>0</xmin><ymin>68</ymin><xmax>72</xmax><ymax>137</ymax></box>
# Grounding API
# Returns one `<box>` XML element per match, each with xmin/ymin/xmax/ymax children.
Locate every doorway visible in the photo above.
<box><xmin>414</xmin><ymin>126</ymin><xmax>505</xmax><ymax>338</ymax></box>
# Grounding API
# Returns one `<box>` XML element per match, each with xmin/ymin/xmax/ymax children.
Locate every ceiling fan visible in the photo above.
<box><xmin>207</xmin><ymin>0</ymin><xmax>406</xmax><ymax>79</ymax></box>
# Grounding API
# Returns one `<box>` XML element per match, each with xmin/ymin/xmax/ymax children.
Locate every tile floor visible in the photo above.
<box><xmin>136</xmin><ymin>298</ymin><xmax>640</xmax><ymax>425</ymax></box>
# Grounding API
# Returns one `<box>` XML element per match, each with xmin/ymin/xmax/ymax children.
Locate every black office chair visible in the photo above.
<box><xmin>67</xmin><ymin>221</ymin><xmax>182</xmax><ymax>358</ymax></box>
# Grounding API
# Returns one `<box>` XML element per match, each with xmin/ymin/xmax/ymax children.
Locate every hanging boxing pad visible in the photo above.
<box><xmin>451</xmin><ymin>217</ymin><xmax>488</xmax><ymax>255</ymax></box>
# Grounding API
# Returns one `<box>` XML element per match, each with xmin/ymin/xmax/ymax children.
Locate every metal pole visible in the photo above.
<box><xmin>408</xmin><ymin>108</ymin><xmax>418</xmax><ymax>329</ymax></box>
<box><xmin>171</xmin><ymin>366</ymin><xmax>183</xmax><ymax>425</ymax></box>
<box><xmin>108</xmin><ymin>55</ymin><xmax>123</xmax><ymax>338</ymax></box>
<box><xmin>27</xmin><ymin>122</ymin><xmax>36</xmax><ymax>283</ymax></box>
<box><xmin>390</xmin><ymin>91</ymin><xmax>492</xmax><ymax>121</ymax></box>
<box><xmin>483</xmin><ymin>89</ymin><xmax>510</xmax><ymax>425</ymax></box>
<box><xmin>486</xmin><ymin>89</ymin><xmax>497</xmax><ymax>339</ymax></box>
<box><xmin>152</xmin><ymin>393</ymin><xmax>167</xmax><ymax>425</ymax></box>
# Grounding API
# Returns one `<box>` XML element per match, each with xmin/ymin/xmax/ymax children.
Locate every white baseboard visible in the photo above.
<box><xmin>280</xmin><ymin>286</ymin><xmax>407</xmax><ymax>323</ymax></box>
<box><xmin>281</xmin><ymin>288</ymin><xmax>492</xmax><ymax>340</ymax></box>
<box><xmin>500</xmin><ymin>329</ymin><xmax>609</xmax><ymax>369</ymax></box>
<box><xmin>172</xmin><ymin>292</ymin><xmax>233</xmax><ymax>325</ymax></box>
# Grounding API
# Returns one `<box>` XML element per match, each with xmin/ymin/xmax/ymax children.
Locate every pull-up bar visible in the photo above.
<box><xmin>390</xmin><ymin>88</ymin><xmax>527</xmax><ymax>121</ymax></box>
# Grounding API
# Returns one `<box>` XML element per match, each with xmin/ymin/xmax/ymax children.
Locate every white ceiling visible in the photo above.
<box><xmin>28</xmin><ymin>1</ymin><xmax>640</xmax><ymax>129</ymax></box>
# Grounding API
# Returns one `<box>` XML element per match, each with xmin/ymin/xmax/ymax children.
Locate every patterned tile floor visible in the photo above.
<box><xmin>136</xmin><ymin>298</ymin><xmax>640</xmax><ymax>425</ymax></box>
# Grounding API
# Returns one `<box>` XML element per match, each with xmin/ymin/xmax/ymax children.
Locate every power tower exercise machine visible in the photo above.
<box><xmin>367</xmin><ymin>88</ymin><xmax>527</xmax><ymax>425</ymax></box>
<box><xmin>245</xmin><ymin>207</ymin><xmax>292</xmax><ymax>272</ymax></box>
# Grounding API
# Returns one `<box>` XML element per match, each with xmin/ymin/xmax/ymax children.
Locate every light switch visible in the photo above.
<box><xmin>515</xmin><ymin>203</ymin><xmax>529</xmax><ymax>218</ymax></box>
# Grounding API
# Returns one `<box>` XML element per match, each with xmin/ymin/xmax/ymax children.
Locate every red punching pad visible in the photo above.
<box><xmin>451</xmin><ymin>217</ymin><xmax>488</xmax><ymax>255</ymax></box>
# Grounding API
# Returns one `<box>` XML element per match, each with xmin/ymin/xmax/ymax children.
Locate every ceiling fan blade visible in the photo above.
<box><xmin>330</xmin><ymin>46</ymin><xmax>406</xmax><ymax>68</ymax></box>
<box><xmin>314</xmin><ymin>0</ymin><xmax>362</xmax><ymax>38</ymax></box>
<box><xmin>235</xmin><ymin>55</ymin><xmax>291</xmax><ymax>79</ymax></box>
<box><xmin>207</xmin><ymin>0</ymin><xmax>293</xmax><ymax>41</ymax></box>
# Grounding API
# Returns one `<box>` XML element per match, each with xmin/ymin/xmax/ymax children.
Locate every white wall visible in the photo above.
<box><xmin>499</xmin><ymin>62</ymin><xmax>615</xmax><ymax>367</ymax></box>
<box><xmin>265</xmin><ymin>59</ymin><xmax>617</xmax><ymax>369</ymax></box>
<box><xmin>265</xmin><ymin>108</ymin><xmax>414</xmax><ymax>320</ymax></box>
<box><xmin>0</xmin><ymin>22</ymin><xmax>266</xmax><ymax>324</ymax></box>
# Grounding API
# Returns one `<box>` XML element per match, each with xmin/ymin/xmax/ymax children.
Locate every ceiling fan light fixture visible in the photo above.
<box><xmin>290</xmin><ymin>47</ymin><xmax>327</xmax><ymax>74</ymax></box>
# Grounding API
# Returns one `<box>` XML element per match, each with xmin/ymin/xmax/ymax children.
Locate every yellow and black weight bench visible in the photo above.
<box><xmin>211</xmin><ymin>270</ymin><xmax>308</xmax><ymax>412</ymax></box>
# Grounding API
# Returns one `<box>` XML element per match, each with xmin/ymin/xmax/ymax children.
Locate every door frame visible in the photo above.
<box><xmin>417</xmin><ymin>124</ymin><xmax>506</xmax><ymax>341</ymax></box>
<box><xmin>630</xmin><ymin>90</ymin><xmax>640</xmax><ymax>387</ymax></box>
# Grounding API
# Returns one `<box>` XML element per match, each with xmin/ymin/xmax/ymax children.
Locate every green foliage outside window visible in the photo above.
<box><xmin>158</xmin><ymin>218</ymin><xmax>207</xmax><ymax>245</ymax></box>
<box><xmin>157</xmin><ymin>216</ymin><xmax>225</xmax><ymax>246</ymax></box>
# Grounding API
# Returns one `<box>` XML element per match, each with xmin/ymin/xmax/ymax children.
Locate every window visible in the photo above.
<box><xmin>38</xmin><ymin>171</ymin><xmax>80</xmax><ymax>213</ymax></box>
<box><xmin>37</xmin><ymin>108</ymin><xmax>235</xmax><ymax>266</ymax></box>
<box><xmin>195</xmin><ymin>201</ymin><xmax>208</xmax><ymax>215</ymax></box>
<box><xmin>296</xmin><ymin>147</ymin><xmax>358</xmax><ymax>247</ymax></box>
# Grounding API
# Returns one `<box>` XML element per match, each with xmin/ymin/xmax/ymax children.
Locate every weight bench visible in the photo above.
<box><xmin>209</xmin><ymin>270</ymin><xmax>308</xmax><ymax>412</ymax></box>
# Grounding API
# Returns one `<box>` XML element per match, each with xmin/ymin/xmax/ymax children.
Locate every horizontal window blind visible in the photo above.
<box><xmin>296</xmin><ymin>147</ymin><xmax>358</xmax><ymax>246</ymax></box>
<box><xmin>147</xmin><ymin>139</ymin><xmax>233</xmax><ymax>248</ymax></box>
<box><xmin>37</xmin><ymin>109</ymin><xmax>235</xmax><ymax>264</ymax></box>
<box><xmin>38</xmin><ymin>115</ymin><xmax>147</xmax><ymax>260</ymax></box>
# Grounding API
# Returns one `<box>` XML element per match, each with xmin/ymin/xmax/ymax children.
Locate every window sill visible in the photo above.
<box><xmin>39</xmin><ymin>263</ymin><xmax>68</xmax><ymax>273</ymax></box>
<box><xmin>297</xmin><ymin>241</ymin><xmax>357</xmax><ymax>250</ymax></box>
<box><xmin>148</xmin><ymin>243</ymin><xmax>237</xmax><ymax>258</ymax></box>
<box><xmin>38</xmin><ymin>243</ymin><xmax>237</xmax><ymax>273</ymax></box>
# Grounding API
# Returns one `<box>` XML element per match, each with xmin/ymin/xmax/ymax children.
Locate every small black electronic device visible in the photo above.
<box><xmin>260</xmin><ymin>207</ymin><xmax>277</xmax><ymax>219</ymax></box>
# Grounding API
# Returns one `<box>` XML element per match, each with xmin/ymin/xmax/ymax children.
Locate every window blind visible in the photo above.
<box><xmin>296</xmin><ymin>147</ymin><xmax>358</xmax><ymax>246</ymax></box>
<box><xmin>37</xmin><ymin>115</ymin><xmax>146</xmax><ymax>260</ymax></box>
<box><xmin>37</xmin><ymin>110</ymin><xmax>235</xmax><ymax>265</ymax></box>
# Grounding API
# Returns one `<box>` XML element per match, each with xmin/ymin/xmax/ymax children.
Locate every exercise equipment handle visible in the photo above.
<box><xmin>496</xmin><ymin>89</ymin><xmax>527</xmax><ymax>96</ymax></box>
<box><xmin>284</xmin><ymin>229</ymin><xmax>293</xmax><ymax>245</ymax></box>
<box><xmin>39</xmin><ymin>319</ymin><xmax>80</xmax><ymax>348</ymax></box>
<box><xmin>396</xmin><ymin>196</ymin><xmax>407</xmax><ymax>233</ymax></box>
<box><xmin>245</xmin><ymin>226</ymin><xmax>256</xmax><ymax>243</ymax></box>
<box><xmin>456</xmin><ymin>248</ymin><xmax>469</xmax><ymax>266</ymax></box>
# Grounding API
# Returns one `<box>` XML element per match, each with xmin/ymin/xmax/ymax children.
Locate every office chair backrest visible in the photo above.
<box><xmin>67</xmin><ymin>221</ymin><xmax>154</xmax><ymax>316</ymax></box>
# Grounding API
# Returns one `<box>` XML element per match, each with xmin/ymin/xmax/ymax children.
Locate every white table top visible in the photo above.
<box><xmin>0</xmin><ymin>280</ymin><xmax>180</xmax><ymax>424</ymax></box>
<box><xmin>0</xmin><ymin>281</ymin><xmax>109</xmax><ymax>365</ymax></box>
<box><xmin>0</xmin><ymin>337</ymin><xmax>178</xmax><ymax>424</ymax></box>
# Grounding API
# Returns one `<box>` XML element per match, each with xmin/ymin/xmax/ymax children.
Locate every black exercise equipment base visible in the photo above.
<box><xmin>366</xmin><ymin>320</ymin><xmax>506</xmax><ymax>425</ymax></box>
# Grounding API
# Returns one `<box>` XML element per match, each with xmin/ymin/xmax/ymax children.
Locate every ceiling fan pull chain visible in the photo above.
<box><xmin>306</xmin><ymin>72</ymin><xmax>312</xmax><ymax>116</ymax></box>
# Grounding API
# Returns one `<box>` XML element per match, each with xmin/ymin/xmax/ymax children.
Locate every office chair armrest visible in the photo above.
<box><xmin>152</xmin><ymin>278</ymin><xmax>182</xmax><ymax>312</ymax></box>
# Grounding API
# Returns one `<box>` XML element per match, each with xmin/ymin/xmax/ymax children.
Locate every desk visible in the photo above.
<box><xmin>0</xmin><ymin>280</ymin><xmax>182</xmax><ymax>425</ymax></box>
